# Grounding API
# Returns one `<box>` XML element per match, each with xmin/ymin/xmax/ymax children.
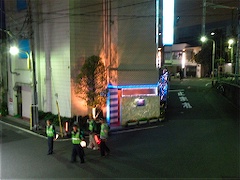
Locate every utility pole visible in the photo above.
<box><xmin>235</xmin><ymin>6</ymin><xmax>240</xmax><ymax>84</ymax></box>
<box><xmin>0</xmin><ymin>32</ymin><xmax>8</xmax><ymax>117</ymax></box>
<box><xmin>27</xmin><ymin>0</ymin><xmax>39</xmax><ymax>130</ymax></box>
<box><xmin>0</xmin><ymin>0</ymin><xmax>8</xmax><ymax>117</ymax></box>
<box><xmin>202</xmin><ymin>0</ymin><xmax>206</xmax><ymax>36</ymax></box>
<box><xmin>203</xmin><ymin>1</ymin><xmax>239</xmax><ymax>84</ymax></box>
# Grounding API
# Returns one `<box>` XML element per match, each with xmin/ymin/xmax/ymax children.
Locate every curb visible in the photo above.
<box><xmin>0</xmin><ymin>116</ymin><xmax>166</xmax><ymax>140</ymax></box>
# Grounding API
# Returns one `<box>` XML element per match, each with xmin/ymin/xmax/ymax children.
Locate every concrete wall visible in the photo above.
<box><xmin>5</xmin><ymin>0</ymin><xmax>32</xmax><ymax>116</ymax></box>
<box><xmin>116</xmin><ymin>0</ymin><xmax>158</xmax><ymax>85</ymax></box>
<box><xmin>121</xmin><ymin>96</ymin><xmax>160</xmax><ymax>125</ymax></box>
<box><xmin>69</xmin><ymin>0</ymin><xmax>103</xmax><ymax>116</ymax></box>
<box><xmin>5</xmin><ymin>0</ymin><xmax>162</xmax><ymax>118</ymax></box>
<box><xmin>38</xmin><ymin>0</ymin><xmax>71</xmax><ymax>117</ymax></box>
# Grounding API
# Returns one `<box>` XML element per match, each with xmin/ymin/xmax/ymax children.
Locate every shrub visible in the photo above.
<box><xmin>139</xmin><ymin>118</ymin><xmax>148</xmax><ymax>121</ymax></box>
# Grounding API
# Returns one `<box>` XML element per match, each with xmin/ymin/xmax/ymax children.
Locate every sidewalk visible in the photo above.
<box><xmin>0</xmin><ymin>115</ymin><xmax>164</xmax><ymax>138</ymax></box>
<box><xmin>0</xmin><ymin>115</ymin><xmax>46</xmax><ymax>136</ymax></box>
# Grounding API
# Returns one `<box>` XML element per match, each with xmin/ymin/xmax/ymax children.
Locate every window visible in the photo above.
<box><xmin>17</xmin><ymin>0</ymin><xmax>27</xmax><ymax>11</ymax></box>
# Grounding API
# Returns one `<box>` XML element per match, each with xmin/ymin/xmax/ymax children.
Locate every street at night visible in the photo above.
<box><xmin>1</xmin><ymin>78</ymin><xmax>239</xmax><ymax>179</ymax></box>
<box><xmin>0</xmin><ymin>0</ymin><xmax>239</xmax><ymax>179</ymax></box>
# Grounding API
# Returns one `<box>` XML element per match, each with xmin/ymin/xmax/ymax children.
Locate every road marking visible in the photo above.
<box><xmin>111</xmin><ymin>125</ymin><xmax>160</xmax><ymax>134</ymax></box>
<box><xmin>169</xmin><ymin>89</ymin><xmax>184</xmax><ymax>92</ymax></box>
<box><xmin>0</xmin><ymin>120</ymin><xmax>72</xmax><ymax>142</ymax></box>
<box><xmin>0</xmin><ymin>120</ymin><xmax>47</xmax><ymax>139</ymax></box>
<box><xmin>0</xmin><ymin>120</ymin><xmax>162</xmax><ymax>141</ymax></box>
<box><xmin>182</xmin><ymin>102</ymin><xmax>192</xmax><ymax>109</ymax></box>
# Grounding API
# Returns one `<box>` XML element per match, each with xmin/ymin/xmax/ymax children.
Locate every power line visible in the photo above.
<box><xmin>31</xmin><ymin>0</ymin><xmax>155</xmax><ymax>22</ymax></box>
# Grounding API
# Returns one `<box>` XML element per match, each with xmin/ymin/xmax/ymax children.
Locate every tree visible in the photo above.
<box><xmin>194</xmin><ymin>43</ymin><xmax>212</xmax><ymax>66</ymax></box>
<box><xmin>194</xmin><ymin>43</ymin><xmax>212</xmax><ymax>75</ymax></box>
<box><xmin>75</xmin><ymin>55</ymin><xmax>107</xmax><ymax>109</ymax></box>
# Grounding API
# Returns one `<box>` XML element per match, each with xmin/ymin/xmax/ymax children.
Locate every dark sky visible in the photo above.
<box><xmin>0</xmin><ymin>0</ymin><xmax>6</xmax><ymax>39</ymax></box>
<box><xmin>175</xmin><ymin>0</ymin><xmax>239</xmax><ymax>28</ymax></box>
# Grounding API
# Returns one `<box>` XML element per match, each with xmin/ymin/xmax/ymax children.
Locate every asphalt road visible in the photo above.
<box><xmin>0</xmin><ymin>78</ymin><xmax>239</xmax><ymax>179</ymax></box>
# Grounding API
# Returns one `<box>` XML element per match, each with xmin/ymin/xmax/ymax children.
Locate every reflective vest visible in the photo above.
<box><xmin>46</xmin><ymin>125</ymin><xmax>54</xmax><ymax>137</ymax></box>
<box><xmin>100</xmin><ymin>123</ymin><xmax>108</xmax><ymax>139</ymax></box>
<box><xmin>89</xmin><ymin>120</ymin><xmax>94</xmax><ymax>131</ymax></box>
<box><xmin>72</xmin><ymin>131</ymin><xmax>81</xmax><ymax>144</ymax></box>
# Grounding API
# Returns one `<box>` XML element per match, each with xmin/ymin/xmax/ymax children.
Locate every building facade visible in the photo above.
<box><xmin>4</xmin><ymin>0</ymin><xmax>237</xmax><ymax>124</ymax></box>
<box><xmin>4</xmin><ymin>0</ymin><xmax>159</xmax><ymax>123</ymax></box>
<box><xmin>164</xmin><ymin>43</ymin><xmax>202</xmax><ymax>78</ymax></box>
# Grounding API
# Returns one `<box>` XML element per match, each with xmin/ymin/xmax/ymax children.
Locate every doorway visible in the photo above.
<box><xmin>16</xmin><ymin>86</ymin><xmax>22</xmax><ymax>117</ymax></box>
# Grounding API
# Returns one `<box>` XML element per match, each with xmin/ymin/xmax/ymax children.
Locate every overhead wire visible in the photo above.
<box><xmin>31</xmin><ymin>0</ymin><xmax>155</xmax><ymax>23</ymax></box>
<box><xmin>0</xmin><ymin>5</ymin><xmax>30</xmax><ymax>39</ymax></box>
<box><xmin>1</xmin><ymin>0</ymin><xmax>238</xmax><ymax>27</ymax></box>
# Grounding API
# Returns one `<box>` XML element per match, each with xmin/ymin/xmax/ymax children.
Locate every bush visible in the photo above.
<box><xmin>139</xmin><ymin>118</ymin><xmax>148</xmax><ymax>121</ymax></box>
<box><xmin>0</xmin><ymin>101</ymin><xmax>8</xmax><ymax>116</ymax></box>
<box><xmin>149</xmin><ymin>116</ymin><xmax>158</xmax><ymax>120</ymax></box>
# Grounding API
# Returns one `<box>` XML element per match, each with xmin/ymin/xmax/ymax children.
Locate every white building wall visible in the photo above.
<box><xmin>21</xmin><ymin>86</ymin><xmax>31</xmax><ymax>118</ymax></box>
<box><xmin>5</xmin><ymin>0</ymin><xmax>32</xmax><ymax>117</ymax></box>
<box><xmin>38</xmin><ymin>0</ymin><xmax>71</xmax><ymax>117</ymax></box>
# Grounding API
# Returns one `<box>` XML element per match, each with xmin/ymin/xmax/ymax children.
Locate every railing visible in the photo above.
<box><xmin>217</xmin><ymin>73</ymin><xmax>240</xmax><ymax>86</ymax></box>
<box><xmin>215</xmin><ymin>77</ymin><xmax>240</xmax><ymax>109</ymax></box>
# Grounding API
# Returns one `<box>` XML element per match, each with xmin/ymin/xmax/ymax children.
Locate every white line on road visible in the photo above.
<box><xmin>0</xmin><ymin>120</ymin><xmax>47</xmax><ymax>139</ymax></box>
<box><xmin>169</xmin><ymin>89</ymin><xmax>184</xmax><ymax>92</ymax></box>
<box><xmin>111</xmin><ymin>125</ymin><xmax>161</xmax><ymax>134</ymax></box>
<box><xmin>0</xmin><ymin>120</ymin><xmax>72</xmax><ymax>142</ymax></box>
<box><xmin>205</xmin><ymin>83</ymin><xmax>211</xmax><ymax>86</ymax></box>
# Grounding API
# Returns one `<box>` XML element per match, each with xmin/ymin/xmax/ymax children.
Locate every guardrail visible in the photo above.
<box><xmin>218</xmin><ymin>73</ymin><xmax>240</xmax><ymax>86</ymax></box>
<box><xmin>215</xmin><ymin>80</ymin><xmax>240</xmax><ymax>109</ymax></box>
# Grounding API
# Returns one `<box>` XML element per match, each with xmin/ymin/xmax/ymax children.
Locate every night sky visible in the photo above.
<box><xmin>175</xmin><ymin>0</ymin><xmax>238</xmax><ymax>28</ymax></box>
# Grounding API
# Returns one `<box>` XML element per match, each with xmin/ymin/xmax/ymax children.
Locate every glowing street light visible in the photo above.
<box><xmin>200</xmin><ymin>36</ymin><xmax>207</xmax><ymax>43</ymax></box>
<box><xmin>10</xmin><ymin>46</ymin><xmax>31</xmax><ymax>69</ymax></box>
<box><xmin>228</xmin><ymin>39</ymin><xmax>234</xmax><ymax>46</ymax></box>
<box><xmin>9</xmin><ymin>45</ymin><xmax>38</xmax><ymax>130</ymax></box>
<box><xmin>9</xmin><ymin>46</ymin><xmax>19</xmax><ymax>56</ymax></box>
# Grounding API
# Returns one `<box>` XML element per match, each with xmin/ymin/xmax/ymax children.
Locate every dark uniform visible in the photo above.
<box><xmin>46</xmin><ymin>120</ymin><xmax>56</xmax><ymax>155</ymax></box>
<box><xmin>71</xmin><ymin>125</ymin><xmax>85</xmax><ymax>163</ymax></box>
<box><xmin>100</xmin><ymin>119</ymin><xmax>110</xmax><ymax>157</ymax></box>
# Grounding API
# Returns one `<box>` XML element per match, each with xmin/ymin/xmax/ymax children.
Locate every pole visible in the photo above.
<box><xmin>0</xmin><ymin>37</ymin><xmax>8</xmax><ymax>117</ymax></box>
<box><xmin>27</xmin><ymin>0</ymin><xmax>38</xmax><ymax>130</ymax></box>
<box><xmin>235</xmin><ymin>7</ymin><xmax>240</xmax><ymax>84</ymax></box>
<box><xmin>202</xmin><ymin>0</ymin><xmax>206</xmax><ymax>36</ymax></box>
<box><xmin>212</xmin><ymin>40</ymin><xmax>215</xmax><ymax>83</ymax></box>
<box><xmin>56</xmin><ymin>101</ymin><xmax>63</xmax><ymax>137</ymax></box>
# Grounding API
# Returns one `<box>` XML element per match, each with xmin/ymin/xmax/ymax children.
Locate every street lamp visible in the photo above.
<box><xmin>9</xmin><ymin>46</ymin><xmax>38</xmax><ymax>130</ymax></box>
<box><xmin>10</xmin><ymin>46</ymin><xmax>31</xmax><ymax>70</ymax></box>
<box><xmin>201</xmin><ymin>36</ymin><xmax>216</xmax><ymax>82</ymax></box>
<box><xmin>9</xmin><ymin>46</ymin><xmax>19</xmax><ymax>55</ymax></box>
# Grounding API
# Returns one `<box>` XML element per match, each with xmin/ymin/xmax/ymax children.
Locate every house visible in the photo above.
<box><xmin>164</xmin><ymin>43</ymin><xmax>202</xmax><ymax>78</ymax></box>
